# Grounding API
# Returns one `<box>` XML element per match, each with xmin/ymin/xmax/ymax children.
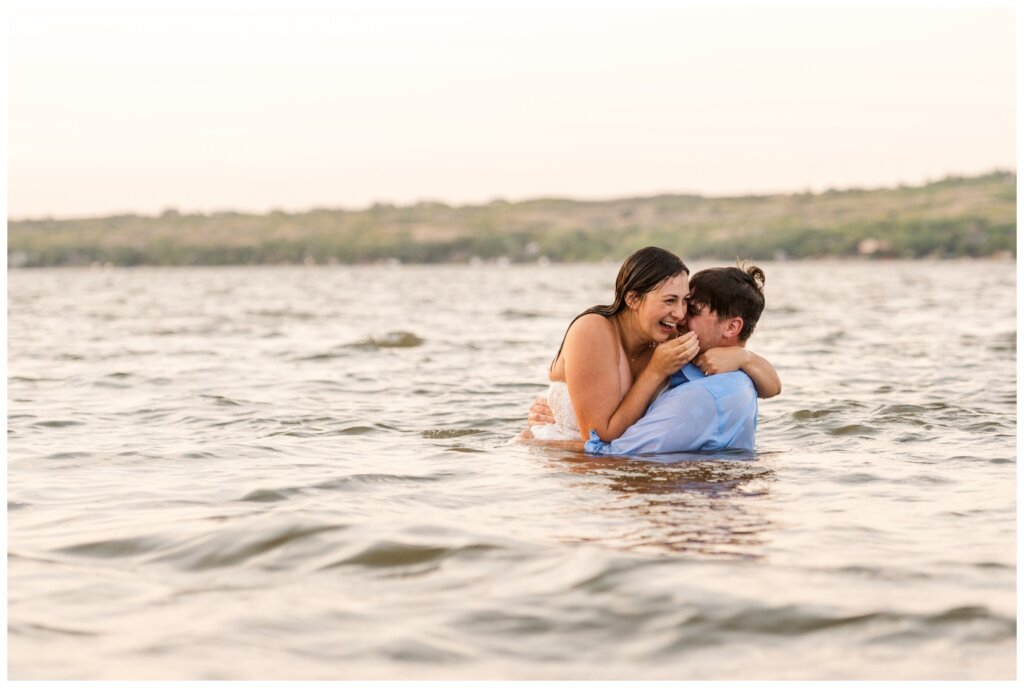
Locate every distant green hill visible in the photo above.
<box><xmin>8</xmin><ymin>171</ymin><xmax>1015</xmax><ymax>267</ymax></box>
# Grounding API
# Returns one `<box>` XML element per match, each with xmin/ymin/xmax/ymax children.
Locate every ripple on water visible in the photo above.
<box><xmin>152</xmin><ymin>523</ymin><xmax>348</xmax><ymax>571</ymax></box>
<box><xmin>421</xmin><ymin>429</ymin><xmax>484</xmax><ymax>439</ymax></box>
<box><xmin>294</xmin><ymin>350</ymin><xmax>351</xmax><ymax>361</ymax></box>
<box><xmin>55</xmin><ymin>535</ymin><xmax>170</xmax><ymax>559</ymax></box>
<box><xmin>92</xmin><ymin>376</ymin><xmax>131</xmax><ymax>387</ymax></box>
<box><xmin>833</xmin><ymin>472</ymin><xmax>883</xmax><ymax>484</ymax></box>
<box><xmin>711</xmin><ymin>605</ymin><xmax>892</xmax><ymax>636</ymax></box>
<box><xmin>791</xmin><ymin>408</ymin><xmax>841</xmax><ymax>420</ymax></box>
<box><xmin>648</xmin><ymin>601</ymin><xmax>1016</xmax><ymax>660</ymax></box>
<box><xmin>238</xmin><ymin>487</ymin><xmax>304</xmax><ymax>503</ymax></box>
<box><xmin>828</xmin><ymin>424</ymin><xmax>878</xmax><ymax>436</ymax></box>
<box><xmin>311</xmin><ymin>473</ymin><xmax>444</xmax><ymax>492</ymax></box>
<box><xmin>250</xmin><ymin>308</ymin><xmax>317</xmax><ymax>320</ymax></box>
<box><xmin>263</xmin><ymin>422</ymin><xmax>390</xmax><ymax>438</ymax></box>
<box><xmin>331</xmin><ymin>425</ymin><xmax>379</xmax><ymax>436</ymax></box>
<box><xmin>987</xmin><ymin>331</ymin><xmax>1016</xmax><ymax>353</ymax></box>
<box><xmin>781</xmin><ymin>400</ymin><xmax>869</xmax><ymax>426</ymax></box>
<box><xmin>868</xmin><ymin>605</ymin><xmax>1016</xmax><ymax>644</ymax></box>
<box><xmin>319</xmin><ymin>541</ymin><xmax>498</xmax><ymax>571</ymax></box>
<box><xmin>31</xmin><ymin>420</ymin><xmax>84</xmax><ymax>428</ymax></box>
<box><xmin>43</xmin><ymin>452</ymin><xmax>92</xmax><ymax>461</ymax></box>
<box><xmin>499</xmin><ymin>309</ymin><xmax>547</xmax><ymax>319</ymax></box>
<box><xmin>200</xmin><ymin>394</ymin><xmax>244</xmax><ymax>407</ymax></box>
<box><xmin>347</xmin><ymin>331</ymin><xmax>425</xmax><ymax>349</ymax></box>
<box><xmin>230</xmin><ymin>476</ymin><xmax>393</xmax><ymax>503</ymax></box>
<box><xmin>11</xmin><ymin>622</ymin><xmax>101</xmax><ymax>639</ymax></box>
<box><xmin>181</xmin><ymin>451</ymin><xmax>220</xmax><ymax>460</ymax></box>
<box><xmin>906</xmin><ymin>473</ymin><xmax>954</xmax><ymax>485</ymax></box>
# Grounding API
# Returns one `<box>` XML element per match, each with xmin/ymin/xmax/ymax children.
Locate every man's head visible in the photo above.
<box><xmin>682</xmin><ymin>262</ymin><xmax>766</xmax><ymax>352</ymax></box>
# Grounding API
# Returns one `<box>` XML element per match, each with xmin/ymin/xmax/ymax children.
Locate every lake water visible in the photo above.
<box><xmin>7</xmin><ymin>260</ymin><xmax>1017</xmax><ymax>679</ymax></box>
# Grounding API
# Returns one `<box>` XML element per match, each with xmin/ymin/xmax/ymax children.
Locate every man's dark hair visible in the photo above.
<box><xmin>688</xmin><ymin>261</ymin><xmax>766</xmax><ymax>341</ymax></box>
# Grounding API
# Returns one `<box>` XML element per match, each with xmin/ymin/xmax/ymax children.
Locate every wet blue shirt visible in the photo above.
<box><xmin>584</xmin><ymin>363</ymin><xmax>758</xmax><ymax>456</ymax></box>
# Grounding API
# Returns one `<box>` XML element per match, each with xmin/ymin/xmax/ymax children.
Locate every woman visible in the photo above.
<box><xmin>529</xmin><ymin>246</ymin><xmax>780</xmax><ymax>443</ymax></box>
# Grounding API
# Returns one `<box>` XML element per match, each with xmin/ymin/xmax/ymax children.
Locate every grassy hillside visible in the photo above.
<box><xmin>8</xmin><ymin>171</ymin><xmax>1015</xmax><ymax>267</ymax></box>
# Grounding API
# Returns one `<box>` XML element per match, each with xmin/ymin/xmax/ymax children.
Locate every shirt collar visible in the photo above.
<box><xmin>669</xmin><ymin>362</ymin><xmax>706</xmax><ymax>388</ymax></box>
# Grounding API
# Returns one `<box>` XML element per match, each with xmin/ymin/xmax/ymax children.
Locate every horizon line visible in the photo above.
<box><xmin>9</xmin><ymin>168</ymin><xmax>1016</xmax><ymax>224</ymax></box>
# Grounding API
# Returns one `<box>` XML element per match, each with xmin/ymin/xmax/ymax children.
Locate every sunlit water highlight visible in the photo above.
<box><xmin>7</xmin><ymin>260</ymin><xmax>1016</xmax><ymax>679</ymax></box>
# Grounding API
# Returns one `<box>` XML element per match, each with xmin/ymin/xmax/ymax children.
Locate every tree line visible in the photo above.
<box><xmin>9</xmin><ymin>171</ymin><xmax>1015</xmax><ymax>267</ymax></box>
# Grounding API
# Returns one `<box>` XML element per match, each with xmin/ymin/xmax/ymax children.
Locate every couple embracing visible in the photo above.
<box><xmin>521</xmin><ymin>246</ymin><xmax>780</xmax><ymax>456</ymax></box>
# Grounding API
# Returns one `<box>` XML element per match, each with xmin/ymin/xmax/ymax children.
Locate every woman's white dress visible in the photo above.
<box><xmin>530</xmin><ymin>381</ymin><xmax>581</xmax><ymax>441</ymax></box>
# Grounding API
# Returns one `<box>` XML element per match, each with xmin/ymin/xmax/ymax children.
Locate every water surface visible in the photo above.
<box><xmin>7</xmin><ymin>260</ymin><xmax>1016</xmax><ymax>679</ymax></box>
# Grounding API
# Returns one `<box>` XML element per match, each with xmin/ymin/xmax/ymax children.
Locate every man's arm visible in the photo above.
<box><xmin>696</xmin><ymin>347</ymin><xmax>781</xmax><ymax>399</ymax></box>
<box><xmin>584</xmin><ymin>382</ymin><xmax>718</xmax><ymax>456</ymax></box>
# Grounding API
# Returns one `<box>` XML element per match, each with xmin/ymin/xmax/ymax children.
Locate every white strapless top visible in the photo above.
<box><xmin>546</xmin><ymin>381</ymin><xmax>578</xmax><ymax>434</ymax></box>
<box><xmin>531</xmin><ymin>381</ymin><xmax>580</xmax><ymax>441</ymax></box>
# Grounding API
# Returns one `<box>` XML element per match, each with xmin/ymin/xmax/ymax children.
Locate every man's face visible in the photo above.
<box><xmin>680</xmin><ymin>302</ymin><xmax>726</xmax><ymax>354</ymax></box>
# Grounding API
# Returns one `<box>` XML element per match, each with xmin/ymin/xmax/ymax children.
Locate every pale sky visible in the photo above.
<box><xmin>7</xmin><ymin>2</ymin><xmax>1017</xmax><ymax>219</ymax></box>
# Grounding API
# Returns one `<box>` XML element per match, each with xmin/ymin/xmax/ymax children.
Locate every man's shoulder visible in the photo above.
<box><xmin>686</xmin><ymin>371</ymin><xmax>757</xmax><ymax>408</ymax></box>
<box><xmin>655</xmin><ymin>370</ymin><xmax>755</xmax><ymax>413</ymax></box>
<box><xmin>690</xmin><ymin>370</ymin><xmax>754</xmax><ymax>392</ymax></box>
<box><xmin>671</xmin><ymin>365</ymin><xmax>752</xmax><ymax>391</ymax></box>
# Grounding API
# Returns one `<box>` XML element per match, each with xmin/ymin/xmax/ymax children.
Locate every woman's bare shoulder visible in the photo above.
<box><xmin>566</xmin><ymin>312</ymin><xmax>616</xmax><ymax>340</ymax></box>
<box><xmin>552</xmin><ymin>314</ymin><xmax>618</xmax><ymax>382</ymax></box>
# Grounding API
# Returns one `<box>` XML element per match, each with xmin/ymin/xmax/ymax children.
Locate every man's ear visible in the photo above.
<box><xmin>722</xmin><ymin>316</ymin><xmax>744</xmax><ymax>339</ymax></box>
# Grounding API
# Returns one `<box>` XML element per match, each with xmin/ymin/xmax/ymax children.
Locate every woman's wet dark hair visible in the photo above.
<box><xmin>551</xmin><ymin>246</ymin><xmax>688</xmax><ymax>370</ymax></box>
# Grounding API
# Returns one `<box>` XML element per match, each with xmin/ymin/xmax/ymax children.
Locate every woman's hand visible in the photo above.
<box><xmin>648</xmin><ymin>332</ymin><xmax>700</xmax><ymax>376</ymax></box>
<box><xmin>528</xmin><ymin>396</ymin><xmax>555</xmax><ymax>426</ymax></box>
<box><xmin>561</xmin><ymin>312</ymin><xmax>695</xmax><ymax>443</ymax></box>
<box><xmin>694</xmin><ymin>346</ymin><xmax>751</xmax><ymax>375</ymax></box>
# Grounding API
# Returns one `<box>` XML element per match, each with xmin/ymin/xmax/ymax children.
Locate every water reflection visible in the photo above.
<box><xmin>551</xmin><ymin>450</ymin><xmax>776</xmax><ymax>559</ymax></box>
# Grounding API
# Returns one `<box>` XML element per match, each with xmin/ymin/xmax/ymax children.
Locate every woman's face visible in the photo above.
<box><xmin>632</xmin><ymin>272</ymin><xmax>690</xmax><ymax>342</ymax></box>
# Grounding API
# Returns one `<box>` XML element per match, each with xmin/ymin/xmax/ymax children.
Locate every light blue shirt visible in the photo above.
<box><xmin>584</xmin><ymin>363</ymin><xmax>758</xmax><ymax>456</ymax></box>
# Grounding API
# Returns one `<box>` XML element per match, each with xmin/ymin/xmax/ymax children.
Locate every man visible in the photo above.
<box><xmin>529</xmin><ymin>262</ymin><xmax>772</xmax><ymax>456</ymax></box>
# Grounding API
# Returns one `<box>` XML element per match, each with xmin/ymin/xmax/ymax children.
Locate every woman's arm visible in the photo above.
<box><xmin>563</xmin><ymin>315</ymin><xmax>698</xmax><ymax>442</ymax></box>
<box><xmin>694</xmin><ymin>347</ymin><xmax>782</xmax><ymax>399</ymax></box>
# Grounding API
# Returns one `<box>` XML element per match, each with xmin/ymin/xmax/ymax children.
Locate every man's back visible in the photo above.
<box><xmin>584</xmin><ymin>364</ymin><xmax>758</xmax><ymax>456</ymax></box>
